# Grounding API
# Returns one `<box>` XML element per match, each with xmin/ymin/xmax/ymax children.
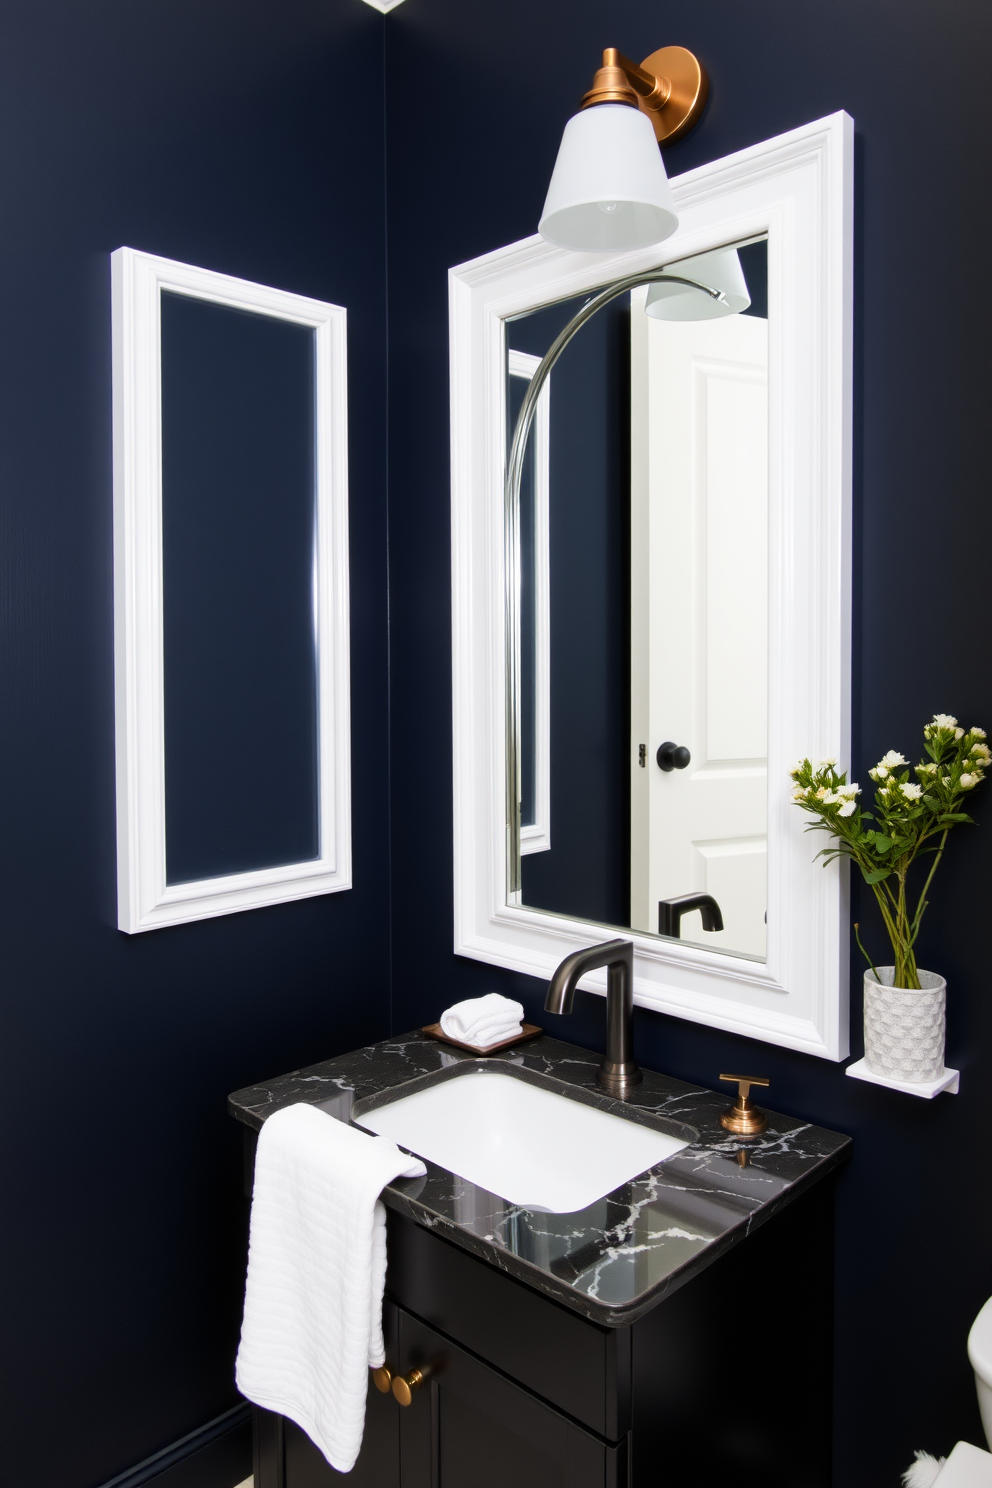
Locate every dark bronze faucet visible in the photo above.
<box><xmin>544</xmin><ymin>939</ymin><xmax>641</xmax><ymax>1099</ymax></box>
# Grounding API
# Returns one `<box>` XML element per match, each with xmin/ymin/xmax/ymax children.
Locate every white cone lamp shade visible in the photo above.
<box><xmin>644</xmin><ymin>247</ymin><xmax>751</xmax><ymax>321</ymax></box>
<box><xmin>539</xmin><ymin>104</ymin><xmax>679</xmax><ymax>253</ymax></box>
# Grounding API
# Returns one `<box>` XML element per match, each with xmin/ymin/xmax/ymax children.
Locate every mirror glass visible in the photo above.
<box><xmin>161</xmin><ymin>292</ymin><xmax>320</xmax><ymax>885</ymax></box>
<box><xmin>505</xmin><ymin>238</ymin><xmax>768</xmax><ymax>960</ymax></box>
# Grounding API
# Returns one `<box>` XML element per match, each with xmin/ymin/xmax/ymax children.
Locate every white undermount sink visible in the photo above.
<box><xmin>355</xmin><ymin>1068</ymin><xmax>690</xmax><ymax>1214</ymax></box>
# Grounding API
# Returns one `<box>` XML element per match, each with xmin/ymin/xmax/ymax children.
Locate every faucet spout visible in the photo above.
<box><xmin>544</xmin><ymin>939</ymin><xmax>641</xmax><ymax>1099</ymax></box>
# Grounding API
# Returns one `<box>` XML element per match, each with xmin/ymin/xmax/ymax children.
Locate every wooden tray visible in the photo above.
<box><xmin>420</xmin><ymin>1021</ymin><xmax>543</xmax><ymax>1056</ymax></box>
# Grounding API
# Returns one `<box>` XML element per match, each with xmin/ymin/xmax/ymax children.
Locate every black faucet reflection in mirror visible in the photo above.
<box><xmin>658</xmin><ymin>892</ymin><xmax>724</xmax><ymax>938</ymax></box>
<box><xmin>545</xmin><ymin>939</ymin><xmax>641</xmax><ymax>1097</ymax></box>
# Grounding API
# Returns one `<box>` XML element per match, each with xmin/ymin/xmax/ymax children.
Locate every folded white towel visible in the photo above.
<box><xmin>235</xmin><ymin>1102</ymin><xmax>426</xmax><ymax>1473</ymax></box>
<box><xmin>932</xmin><ymin>1442</ymin><xmax>992</xmax><ymax>1487</ymax></box>
<box><xmin>904</xmin><ymin>1445</ymin><xmax>992</xmax><ymax>1488</ymax></box>
<box><xmin>440</xmin><ymin>993</ymin><xmax>525</xmax><ymax>1047</ymax></box>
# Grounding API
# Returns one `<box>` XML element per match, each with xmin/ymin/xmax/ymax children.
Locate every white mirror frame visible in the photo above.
<box><xmin>507</xmin><ymin>349</ymin><xmax>552</xmax><ymax>857</ymax></box>
<box><xmin>449</xmin><ymin>112</ymin><xmax>853</xmax><ymax>1060</ymax></box>
<box><xmin>112</xmin><ymin>247</ymin><xmax>352</xmax><ymax>933</ymax></box>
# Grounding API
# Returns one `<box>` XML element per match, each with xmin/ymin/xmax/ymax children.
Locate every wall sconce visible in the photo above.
<box><xmin>539</xmin><ymin>46</ymin><xmax>708</xmax><ymax>253</ymax></box>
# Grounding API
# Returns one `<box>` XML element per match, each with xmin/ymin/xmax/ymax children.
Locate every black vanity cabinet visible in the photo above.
<box><xmin>254</xmin><ymin>1295</ymin><xmax>619</xmax><ymax>1488</ymax></box>
<box><xmin>231</xmin><ymin>1032</ymin><xmax>848</xmax><ymax>1488</ymax></box>
<box><xmin>253</xmin><ymin>1196</ymin><xmax>832</xmax><ymax>1488</ymax></box>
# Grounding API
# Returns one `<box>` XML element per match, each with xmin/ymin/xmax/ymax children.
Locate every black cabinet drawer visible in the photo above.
<box><xmin>384</xmin><ymin>1210</ymin><xmax>630</xmax><ymax>1440</ymax></box>
<box><xmin>396</xmin><ymin>1309</ymin><xmax>627</xmax><ymax>1488</ymax></box>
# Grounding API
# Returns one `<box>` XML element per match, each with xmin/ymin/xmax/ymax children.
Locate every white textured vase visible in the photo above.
<box><xmin>863</xmin><ymin>968</ymin><xmax>946</xmax><ymax>1083</ymax></box>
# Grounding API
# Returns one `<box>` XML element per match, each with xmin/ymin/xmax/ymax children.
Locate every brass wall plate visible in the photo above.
<box><xmin>639</xmin><ymin>46</ymin><xmax>708</xmax><ymax>144</ymax></box>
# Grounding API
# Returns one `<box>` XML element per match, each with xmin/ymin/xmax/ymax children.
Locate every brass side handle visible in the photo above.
<box><xmin>371</xmin><ymin>1365</ymin><xmax>393</xmax><ymax>1393</ymax></box>
<box><xmin>719</xmin><ymin>1073</ymin><xmax>770</xmax><ymax>1135</ymax></box>
<box><xmin>392</xmin><ymin>1362</ymin><xmax>434</xmax><ymax>1406</ymax></box>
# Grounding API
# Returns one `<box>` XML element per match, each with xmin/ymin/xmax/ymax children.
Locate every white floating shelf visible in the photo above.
<box><xmin>846</xmin><ymin>1057</ymin><xmax>959</xmax><ymax>1099</ymax></box>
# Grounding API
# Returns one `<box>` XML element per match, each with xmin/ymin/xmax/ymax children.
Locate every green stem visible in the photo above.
<box><xmin>892</xmin><ymin>868</ymin><xmax>920</xmax><ymax>988</ymax></box>
<box><xmin>853</xmin><ymin>922</ymin><xmax>879</xmax><ymax>981</ymax></box>
<box><xmin>910</xmin><ymin>827</ymin><xmax>949</xmax><ymax>940</ymax></box>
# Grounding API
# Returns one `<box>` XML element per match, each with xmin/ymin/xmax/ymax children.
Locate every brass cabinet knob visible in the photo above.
<box><xmin>372</xmin><ymin>1366</ymin><xmax>393</xmax><ymax>1393</ymax></box>
<box><xmin>392</xmin><ymin>1365</ymin><xmax>431</xmax><ymax>1406</ymax></box>
<box><xmin>719</xmin><ymin>1073</ymin><xmax>769</xmax><ymax>1135</ymax></box>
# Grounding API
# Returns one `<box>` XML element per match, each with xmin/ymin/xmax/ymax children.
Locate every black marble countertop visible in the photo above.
<box><xmin>228</xmin><ymin>1031</ymin><xmax>851</xmax><ymax>1327</ymax></box>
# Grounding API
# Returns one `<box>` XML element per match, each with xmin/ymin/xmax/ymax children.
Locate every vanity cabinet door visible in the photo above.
<box><xmin>254</xmin><ymin>1301</ymin><xmax>401</xmax><ymax>1488</ymax></box>
<box><xmin>396</xmin><ymin>1309</ymin><xmax>626</xmax><ymax>1488</ymax></box>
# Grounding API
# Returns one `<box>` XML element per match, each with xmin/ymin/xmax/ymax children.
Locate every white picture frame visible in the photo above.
<box><xmin>449</xmin><ymin>112</ymin><xmax>853</xmax><ymax>1060</ymax></box>
<box><xmin>112</xmin><ymin>247</ymin><xmax>351</xmax><ymax>933</ymax></box>
<box><xmin>507</xmin><ymin>349</ymin><xmax>551</xmax><ymax>857</ymax></box>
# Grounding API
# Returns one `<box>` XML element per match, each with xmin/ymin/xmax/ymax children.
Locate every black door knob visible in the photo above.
<box><xmin>656</xmin><ymin>741</ymin><xmax>691</xmax><ymax>771</ymax></box>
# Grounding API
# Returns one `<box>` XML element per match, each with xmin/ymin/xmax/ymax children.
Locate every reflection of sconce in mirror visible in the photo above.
<box><xmin>539</xmin><ymin>46</ymin><xmax>708</xmax><ymax>252</ymax></box>
<box><xmin>645</xmin><ymin>247</ymin><xmax>751</xmax><ymax>321</ymax></box>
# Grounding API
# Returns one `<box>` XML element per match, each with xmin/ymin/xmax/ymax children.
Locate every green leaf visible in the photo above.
<box><xmin>871</xmin><ymin>834</ymin><xmax>893</xmax><ymax>852</ymax></box>
<box><xmin>863</xmin><ymin>868</ymin><xmax>892</xmax><ymax>883</ymax></box>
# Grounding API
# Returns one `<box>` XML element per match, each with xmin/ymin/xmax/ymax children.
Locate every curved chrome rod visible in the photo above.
<box><xmin>504</xmin><ymin>271</ymin><xmax>725</xmax><ymax>895</ymax></box>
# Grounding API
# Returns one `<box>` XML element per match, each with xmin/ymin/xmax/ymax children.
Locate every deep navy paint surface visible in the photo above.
<box><xmin>161</xmin><ymin>293</ymin><xmax>319</xmax><ymax>883</ymax></box>
<box><xmin>0</xmin><ymin>2</ymin><xmax>389</xmax><ymax>1486</ymax></box>
<box><xmin>384</xmin><ymin>3</ymin><xmax>992</xmax><ymax>1485</ymax></box>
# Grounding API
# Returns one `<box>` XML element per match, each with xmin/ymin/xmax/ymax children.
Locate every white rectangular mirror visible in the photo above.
<box><xmin>112</xmin><ymin>248</ymin><xmax>352</xmax><ymax>932</ymax></box>
<box><xmin>450</xmin><ymin>113</ymin><xmax>853</xmax><ymax>1059</ymax></box>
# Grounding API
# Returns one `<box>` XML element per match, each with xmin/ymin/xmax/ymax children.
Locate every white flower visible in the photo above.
<box><xmin>900</xmin><ymin>782</ymin><xmax>922</xmax><ymax>800</ymax></box>
<box><xmin>815</xmin><ymin>786</ymin><xmax>829</xmax><ymax>800</ymax></box>
<box><xmin>942</xmin><ymin>775</ymin><xmax>953</xmax><ymax>786</ymax></box>
<box><xmin>871</xmin><ymin>765</ymin><xmax>889</xmax><ymax>780</ymax></box>
<box><xmin>932</xmin><ymin>714</ymin><xmax>959</xmax><ymax>728</ymax></box>
<box><xmin>961</xmin><ymin>772</ymin><xmax>980</xmax><ymax>789</ymax></box>
<box><xmin>971</xmin><ymin>727</ymin><xmax>987</xmax><ymax>740</ymax></box>
<box><xmin>837</xmin><ymin>783</ymin><xmax>860</xmax><ymax>799</ymax></box>
<box><xmin>792</xmin><ymin>786</ymin><xmax>807</xmax><ymax>801</ymax></box>
<box><xmin>955</xmin><ymin>727</ymin><xmax>965</xmax><ymax>739</ymax></box>
<box><xmin>815</xmin><ymin>757</ymin><xmax>837</xmax><ymax>771</ymax></box>
<box><xmin>971</xmin><ymin>744</ymin><xmax>991</xmax><ymax>763</ymax></box>
<box><xmin>917</xmin><ymin>762</ymin><xmax>938</xmax><ymax>775</ymax></box>
<box><xmin>838</xmin><ymin>800</ymin><xmax>857</xmax><ymax>817</ymax></box>
<box><xmin>879</xmin><ymin>750</ymin><xmax>907</xmax><ymax>768</ymax></box>
<box><xmin>821</xmin><ymin>790</ymin><xmax>841</xmax><ymax>805</ymax></box>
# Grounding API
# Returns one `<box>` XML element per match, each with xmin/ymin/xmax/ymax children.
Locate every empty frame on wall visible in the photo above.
<box><xmin>112</xmin><ymin>247</ymin><xmax>351</xmax><ymax>932</ymax></box>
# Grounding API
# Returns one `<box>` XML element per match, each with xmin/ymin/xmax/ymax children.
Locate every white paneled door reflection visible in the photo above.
<box><xmin>630</xmin><ymin>293</ymin><xmax>768</xmax><ymax>958</ymax></box>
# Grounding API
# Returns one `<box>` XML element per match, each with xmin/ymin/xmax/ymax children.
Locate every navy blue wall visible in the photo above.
<box><xmin>385</xmin><ymin>2</ymin><xmax>992</xmax><ymax>1484</ymax></box>
<box><xmin>0</xmin><ymin>3</ymin><xmax>390</xmax><ymax>1486</ymax></box>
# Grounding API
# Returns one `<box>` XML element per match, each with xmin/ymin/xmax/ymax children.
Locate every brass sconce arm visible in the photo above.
<box><xmin>586</xmin><ymin>49</ymin><xmax>672</xmax><ymax>113</ymax></box>
<box><xmin>580</xmin><ymin>45</ymin><xmax>708</xmax><ymax>144</ymax></box>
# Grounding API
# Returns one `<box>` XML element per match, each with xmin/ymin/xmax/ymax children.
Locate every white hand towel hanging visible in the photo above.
<box><xmin>440</xmin><ymin>992</ymin><xmax>525</xmax><ymax>1047</ymax></box>
<box><xmin>235</xmin><ymin>1102</ymin><xmax>426</xmax><ymax>1473</ymax></box>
